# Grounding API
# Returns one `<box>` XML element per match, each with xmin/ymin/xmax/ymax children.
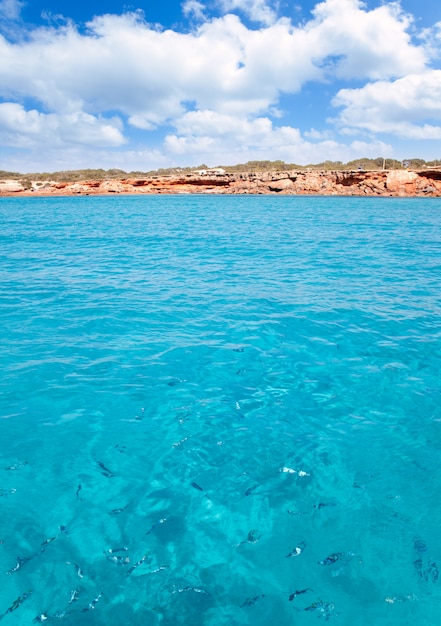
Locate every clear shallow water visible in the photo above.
<box><xmin>0</xmin><ymin>194</ymin><xmax>440</xmax><ymax>624</ymax></box>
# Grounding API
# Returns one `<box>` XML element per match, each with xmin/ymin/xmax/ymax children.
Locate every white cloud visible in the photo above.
<box><xmin>0</xmin><ymin>1</ymin><xmax>426</xmax><ymax>126</ymax></box>
<box><xmin>333</xmin><ymin>70</ymin><xmax>441</xmax><ymax>138</ymax></box>
<box><xmin>419</xmin><ymin>21</ymin><xmax>441</xmax><ymax>61</ymax></box>
<box><xmin>0</xmin><ymin>103</ymin><xmax>125</xmax><ymax>148</ymax></box>
<box><xmin>305</xmin><ymin>0</ymin><xmax>426</xmax><ymax>80</ymax></box>
<box><xmin>182</xmin><ymin>0</ymin><xmax>206</xmax><ymax>20</ymax></box>
<box><xmin>304</xmin><ymin>128</ymin><xmax>333</xmax><ymax>140</ymax></box>
<box><xmin>165</xmin><ymin>109</ymin><xmax>391</xmax><ymax>165</ymax></box>
<box><xmin>219</xmin><ymin>0</ymin><xmax>278</xmax><ymax>26</ymax></box>
<box><xmin>171</xmin><ymin>110</ymin><xmax>303</xmax><ymax>150</ymax></box>
<box><xmin>0</xmin><ymin>0</ymin><xmax>23</xmax><ymax>20</ymax></box>
<box><xmin>0</xmin><ymin>0</ymin><xmax>436</xmax><ymax>169</ymax></box>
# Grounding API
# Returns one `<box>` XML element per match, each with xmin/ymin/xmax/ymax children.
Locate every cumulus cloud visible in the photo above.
<box><xmin>333</xmin><ymin>70</ymin><xmax>441</xmax><ymax>138</ymax></box>
<box><xmin>0</xmin><ymin>0</ymin><xmax>23</xmax><ymax>20</ymax></box>
<box><xmin>419</xmin><ymin>21</ymin><xmax>441</xmax><ymax>61</ymax></box>
<box><xmin>165</xmin><ymin>109</ymin><xmax>392</xmax><ymax>165</ymax></box>
<box><xmin>0</xmin><ymin>1</ymin><xmax>426</xmax><ymax>124</ymax></box>
<box><xmin>219</xmin><ymin>0</ymin><xmax>278</xmax><ymax>26</ymax></box>
<box><xmin>0</xmin><ymin>103</ymin><xmax>125</xmax><ymax>148</ymax></box>
<box><xmin>305</xmin><ymin>0</ymin><xmax>426</xmax><ymax>80</ymax></box>
<box><xmin>0</xmin><ymin>13</ymin><xmax>316</xmax><ymax>120</ymax></box>
<box><xmin>0</xmin><ymin>0</ymin><xmax>437</xmax><ymax>169</ymax></box>
<box><xmin>182</xmin><ymin>0</ymin><xmax>206</xmax><ymax>20</ymax></box>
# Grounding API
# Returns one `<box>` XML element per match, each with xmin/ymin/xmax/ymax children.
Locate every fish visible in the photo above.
<box><xmin>245</xmin><ymin>484</ymin><xmax>259</xmax><ymax>496</ymax></box>
<box><xmin>4</xmin><ymin>462</ymin><xmax>28</xmax><ymax>471</ymax></box>
<box><xmin>279</xmin><ymin>467</ymin><xmax>296</xmax><ymax>474</ymax></box>
<box><xmin>6</xmin><ymin>533</ymin><xmax>58</xmax><ymax>574</ymax></box>
<box><xmin>40</xmin><ymin>536</ymin><xmax>57</xmax><ymax>551</ymax></box>
<box><xmin>414</xmin><ymin>539</ymin><xmax>427</xmax><ymax>555</ymax></box>
<box><xmin>66</xmin><ymin>562</ymin><xmax>84</xmax><ymax>578</ymax></box>
<box><xmin>149</xmin><ymin>565</ymin><xmax>169</xmax><ymax>574</ymax></box>
<box><xmin>235</xmin><ymin>531</ymin><xmax>260</xmax><ymax>548</ymax></box>
<box><xmin>106</xmin><ymin>546</ymin><xmax>128</xmax><ymax>553</ymax></box>
<box><xmin>385</xmin><ymin>594</ymin><xmax>418</xmax><ymax>604</ymax></box>
<box><xmin>313</xmin><ymin>503</ymin><xmax>337</xmax><ymax>509</ymax></box>
<box><xmin>428</xmin><ymin>561</ymin><xmax>439</xmax><ymax>582</ymax></box>
<box><xmin>34</xmin><ymin>590</ymin><xmax>79</xmax><ymax>620</ymax></box>
<box><xmin>96</xmin><ymin>461</ymin><xmax>114</xmax><ymax>478</ymax></box>
<box><xmin>289</xmin><ymin>588</ymin><xmax>312</xmax><ymax>601</ymax></box>
<box><xmin>414</xmin><ymin>558</ymin><xmax>439</xmax><ymax>582</ymax></box>
<box><xmin>304</xmin><ymin>600</ymin><xmax>335</xmax><ymax>620</ymax></box>
<box><xmin>318</xmin><ymin>552</ymin><xmax>345</xmax><ymax>566</ymax></box>
<box><xmin>286</xmin><ymin>542</ymin><xmax>306</xmax><ymax>558</ymax></box>
<box><xmin>68</xmin><ymin>589</ymin><xmax>80</xmax><ymax>604</ymax></box>
<box><xmin>1</xmin><ymin>590</ymin><xmax>32</xmax><ymax>620</ymax></box>
<box><xmin>247</xmin><ymin>530</ymin><xmax>261</xmax><ymax>543</ymax></box>
<box><xmin>52</xmin><ymin>610</ymin><xmax>71</xmax><ymax>619</ymax></box>
<box><xmin>146</xmin><ymin>517</ymin><xmax>168</xmax><ymax>535</ymax></box>
<box><xmin>240</xmin><ymin>594</ymin><xmax>264</xmax><ymax>607</ymax></box>
<box><xmin>172</xmin><ymin>437</ymin><xmax>189</xmax><ymax>448</ymax></box>
<box><xmin>134</xmin><ymin>408</ymin><xmax>145</xmax><ymax>421</ymax></box>
<box><xmin>75</xmin><ymin>484</ymin><xmax>82</xmax><ymax>499</ymax></box>
<box><xmin>414</xmin><ymin>558</ymin><xmax>423</xmax><ymax>576</ymax></box>
<box><xmin>6</xmin><ymin>553</ymin><xmax>35</xmax><ymax>574</ymax></box>
<box><xmin>33</xmin><ymin>612</ymin><xmax>71</xmax><ymax>622</ymax></box>
<box><xmin>126</xmin><ymin>555</ymin><xmax>148</xmax><ymax>576</ymax></box>
<box><xmin>105</xmin><ymin>547</ymin><xmax>129</xmax><ymax>565</ymax></box>
<box><xmin>109</xmin><ymin>506</ymin><xmax>126</xmax><ymax>515</ymax></box>
<box><xmin>106</xmin><ymin>554</ymin><xmax>130</xmax><ymax>565</ymax></box>
<box><xmin>191</xmin><ymin>481</ymin><xmax>204</xmax><ymax>492</ymax></box>
<box><xmin>82</xmin><ymin>591</ymin><xmax>103</xmax><ymax>612</ymax></box>
<box><xmin>279</xmin><ymin>467</ymin><xmax>310</xmax><ymax>477</ymax></box>
<box><xmin>174</xmin><ymin>587</ymin><xmax>211</xmax><ymax>596</ymax></box>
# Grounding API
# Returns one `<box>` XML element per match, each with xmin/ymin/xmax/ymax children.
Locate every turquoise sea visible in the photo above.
<box><xmin>0</xmin><ymin>194</ymin><xmax>440</xmax><ymax>624</ymax></box>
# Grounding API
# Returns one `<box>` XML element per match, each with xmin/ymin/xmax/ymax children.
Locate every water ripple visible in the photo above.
<box><xmin>0</xmin><ymin>195</ymin><xmax>440</xmax><ymax>624</ymax></box>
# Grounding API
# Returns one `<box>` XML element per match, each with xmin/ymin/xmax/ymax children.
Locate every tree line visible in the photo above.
<box><xmin>1</xmin><ymin>158</ymin><xmax>439</xmax><ymax>182</ymax></box>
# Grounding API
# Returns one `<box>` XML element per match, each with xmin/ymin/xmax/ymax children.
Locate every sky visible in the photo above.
<box><xmin>0</xmin><ymin>0</ymin><xmax>440</xmax><ymax>173</ymax></box>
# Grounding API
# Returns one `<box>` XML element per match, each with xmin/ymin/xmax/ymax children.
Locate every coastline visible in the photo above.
<box><xmin>1</xmin><ymin>168</ymin><xmax>441</xmax><ymax>197</ymax></box>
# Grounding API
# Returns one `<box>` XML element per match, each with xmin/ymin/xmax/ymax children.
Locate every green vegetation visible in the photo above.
<box><xmin>0</xmin><ymin>170</ymin><xmax>22</xmax><ymax>178</ymax></box>
<box><xmin>222</xmin><ymin>160</ymin><xmax>300</xmax><ymax>172</ymax></box>
<box><xmin>29</xmin><ymin>168</ymin><xmax>128</xmax><ymax>182</ymax></box>
<box><xmin>0</xmin><ymin>158</ymin><xmax>440</xmax><ymax>182</ymax></box>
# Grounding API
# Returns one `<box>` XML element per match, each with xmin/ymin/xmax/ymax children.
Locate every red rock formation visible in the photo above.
<box><xmin>1</xmin><ymin>170</ymin><xmax>441</xmax><ymax>197</ymax></box>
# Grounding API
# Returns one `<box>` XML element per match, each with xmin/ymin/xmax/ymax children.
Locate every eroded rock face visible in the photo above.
<box><xmin>1</xmin><ymin>170</ymin><xmax>441</xmax><ymax>197</ymax></box>
<box><xmin>386</xmin><ymin>170</ymin><xmax>419</xmax><ymax>194</ymax></box>
<box><xmin>0</xmin><ymin>180</ymin><xmax>26</xmax><ymax>193</ymax></box>
<box><xmin>268</xmin><ymin>178</ymin><xmax>295</xmax><ymax>192</ymax></box>
<box><xmin>99</xmin><ymin>180</ymin><xmax>127</xmax><ymax>193</ymax></box>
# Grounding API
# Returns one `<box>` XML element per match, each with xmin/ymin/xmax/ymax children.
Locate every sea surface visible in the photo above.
<box><xmin>0</xmin><ymin>194</ymin><xmax>440</xmax><ymax>625</ymax></box>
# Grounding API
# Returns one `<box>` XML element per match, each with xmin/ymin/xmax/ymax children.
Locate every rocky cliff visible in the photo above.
<box><xmin>1</xmin><ymin>169</ymin><xmax>441</xmax><ymax>197</ymax></box>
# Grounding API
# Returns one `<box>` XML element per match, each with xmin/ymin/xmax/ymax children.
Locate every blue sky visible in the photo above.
<box><xmin>0</xmin><ymin>0</ymin><xmax>440</xmax><ymax>172</ymax></box>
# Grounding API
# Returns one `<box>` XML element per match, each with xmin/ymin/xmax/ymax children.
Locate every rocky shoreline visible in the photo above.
<box><xmin>1</xmin><ymin>168</ymin><xmax>441</xmax><ymax>197</ymax></box>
